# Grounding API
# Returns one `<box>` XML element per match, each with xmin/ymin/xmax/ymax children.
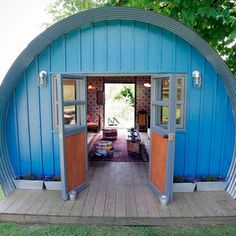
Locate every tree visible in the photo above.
<box><xmin>46</xmin><ymin>0</ymin><xmax>236</xmax><ymax>76</ymax></box>
<box><xmin>114</xmin><ymin>86</ymin><xmax>135</xmax><ymax>107</ymax></box>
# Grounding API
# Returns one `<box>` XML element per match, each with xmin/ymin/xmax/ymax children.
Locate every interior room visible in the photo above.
<box><xmin>86</xmin><ymin>76</ymin><xmax>151</xmax><ymax>162</ymax></box>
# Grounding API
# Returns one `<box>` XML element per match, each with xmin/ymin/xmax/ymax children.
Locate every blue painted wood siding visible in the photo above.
<box><xmin>6</xmin><ymin>20</ymin><xmax>234</xmax><ymax>178</ymax></box>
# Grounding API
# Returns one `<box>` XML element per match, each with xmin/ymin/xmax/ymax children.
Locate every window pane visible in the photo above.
<box><xmin>63</xmin><ymin>79</ymin><xmax>76</xmax><ymax>101</ymax></box>
<box><xmin>156</xmin><ymin>78</ymin><xmax>169</xmax><ymax>101</ymax></box>
<box><xmin>161</xmin><ymin>79</ymin><xmax>169</xmax><ymax>101</ymax></box>
<box><xmin>64</xmin><ymin>105</ymin><xmax>76</xmax><ymax>125</ymax></box>
<box><xmin>177</xmin><ymin>79</ymin><xmax>182</xmax><ymax>101</ymax></box>
<box><xmin>176</xmin><ymin>104</ymin><xmax>181</xmax><ymax>125</ymax></box>
<box><xmin>153</xmin><ymin>105</ymin><xmax>169</xmax><ymax>127</ymax></box>
<box><xmin>161</xmin><ymin>106</ymin><xmax>169</xmax><ymax>124</ymax></box>
<box><xmin>64</xmin><ymin>105</ymin><xmax>85</xmax><ymax>126</ymax></box>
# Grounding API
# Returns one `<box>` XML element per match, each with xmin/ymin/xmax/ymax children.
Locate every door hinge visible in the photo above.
<box><xmin>168</xmin><ymin>133</ymin><xmax>174</xmax><ymax>141</ymax></box>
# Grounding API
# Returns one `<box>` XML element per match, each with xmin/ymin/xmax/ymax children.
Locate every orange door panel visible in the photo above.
<box><xmin>150</xmin><ymin>132</ymin><xmax>167</xmax><ymax>193</ymax></box>
<box><xmin>65</xmin><ymin>132</ymin><xmax>86</xmax><ymax>192</ymax></box>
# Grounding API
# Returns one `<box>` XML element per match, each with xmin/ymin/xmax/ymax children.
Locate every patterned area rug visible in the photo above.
<box><xmin>88</xmin><ymin>131</ymin><xmax>149</xmax><ymax>162</ymax></box>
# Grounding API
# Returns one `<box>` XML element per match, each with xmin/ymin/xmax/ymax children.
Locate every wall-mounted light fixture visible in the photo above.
<box><xmin>192</xmin><ymin>70</ymin><xmax>201</xmax><ymax>88</ymax></box>
<box><xmin>88</xmin><ymin>84</ymin><xmax>93</xmax><ymax>90</ymax></box>
<box><xmin>38</xmin><ymin>71</ymin><xmax>47</xmax><ymax>87</ymax></box>
<box><xmin>144</xmin><ymin>82</ymin><xmax>151</xmax><ymax>88</ymax></box>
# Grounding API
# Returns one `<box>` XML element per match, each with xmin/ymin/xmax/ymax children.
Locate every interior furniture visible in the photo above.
<box><xmin>137</xmin><ymin>110</ymin><xmax>147</xmax><ymax>132</ymax></box>
<box><xmin>87</xmin><ymin>114</ymin><xmax>101</xmax><ymax>133</ymax></box>
<box><xmin>94</xmin><ymin>140</ymin><xmax>113</xmax><ymax>157</ymax></box>
<box><xmin>102</xmin><ymin>128</ymin><xmax>118</xmax><ymax>140</ymax></box>
<box><xmin>126</xmin><ymin>128</ymin><xmax>141</xmax><ymax>154</ymax></box>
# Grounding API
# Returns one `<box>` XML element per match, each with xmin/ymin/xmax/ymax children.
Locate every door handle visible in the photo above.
<box><xmin>162</xmin><ymin>133</ymin><xmax>174</xmax><ymax>141</ymax></box>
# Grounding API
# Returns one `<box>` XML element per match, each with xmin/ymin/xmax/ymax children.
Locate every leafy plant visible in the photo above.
<box><xmin>22</xmin><ymin>173</ymin><xmax>37</xmax><ymax>180</ymax></box>
<box><xmin>114</xmin><ymin>86</ymin><xmax>135</xmax><ymax>107</ymax></box>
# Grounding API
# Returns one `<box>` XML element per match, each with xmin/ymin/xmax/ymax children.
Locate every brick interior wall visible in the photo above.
<box><xmin>87</xmin><ymin>76</ymin><xmax>151</xmax><ymax>129</ymax></box>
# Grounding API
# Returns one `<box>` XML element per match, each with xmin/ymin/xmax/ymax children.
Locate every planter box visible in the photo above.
<box><xmin>44</xmin><ymin>181</ymin><xmax>61</xmax><ymax>190</ymax></box>
<box><xmin>13</xmin><ymin>179</ymin><xmax>44</xmax><ymax>190</ymax></box>
<box><xmin>197</xmin><ymin>181</ymin><xmax>227</xmax><ymax>191</ymax></box>
<box><xmin>173</xmin><ymin>182</ymin><xmax>196</xmax><ymax>192</ymax></box>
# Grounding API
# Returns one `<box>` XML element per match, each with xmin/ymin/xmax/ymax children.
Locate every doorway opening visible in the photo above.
<box><xmin>87</xmin><ymin>76</ymin><xmax>151</xmax><ymax>163</ymax></box>
<box><xmin>104</xmin><ymin>83</ymin><xmax>135</xmax><ymax>129</ymax></box>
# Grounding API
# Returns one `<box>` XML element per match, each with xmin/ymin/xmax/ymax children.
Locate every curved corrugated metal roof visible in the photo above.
<box><xmin>0</xmin><ymin>7</ymin><xmax>235</xmax><ymax>198</ymax></box>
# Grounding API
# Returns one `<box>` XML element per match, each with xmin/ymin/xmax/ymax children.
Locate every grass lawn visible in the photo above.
<box><xmin>0</xmin><ymin>223</ymin><xmax>235</xmax><ymax>236</ymax></box>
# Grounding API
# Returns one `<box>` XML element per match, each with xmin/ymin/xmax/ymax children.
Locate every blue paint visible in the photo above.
<box><xmin>174</xmin><ymin>132</ymin><xmax>186</xmax><ymax>176</ymax></box>
<box><xmin>81</xmin><ymin>24</ymin><xmax>93</xmax><ymax>71</ymax></box>
<box><xmin>6</xmin><ymin>20</ymin><xmax>234</xmax><ymax>179</ymax></box>
<box><xmin>51</xmin><ymin>36</ymin><xmax>66</xmax><ymax>72</ymax></box>
<box><xmin>38</xmin><ymin>48</ymin><xmax>55</xmax><ymax>176</ymax></box>
<box><xmin>107</xmin><ymin>20</ymin><xmax>121</xmax><ymax>71</ymax></box>
<box><xmin>15</xmin><ymin>73</ymin><xmax>31</xmax><ymax>175</ymax></box>
<box><xmin>121</xmin><ymin>20</ymin><xmax>134</xmax><ymax>71</ymax></box>
<box><xmin>147</xmin><ymin>24</ymin><xmax>161</xmax><ymax>71</ymax></box>
<box><xmin>26</xmin><ymin>60</ymin><xmax>43</xmax><ymax>176</ymax></box>
<box><xmin>65</xmin><ymin>29</ymin><xmax>81</xmax><ymax>72</ymax></box>
<box><xmin>134</xmin><ymin>22</ymin><xmax>148</xmax><ymax>71</ymax></box>
<box><xmin>94</xmin><ymin>22</ymin><xmax>107</xmax><ymax>71</ymax></box>
<box><xmin>6</xmin><ymin>95</ymin><xmax>20</xmax><ymax>176</ymax></box>
<box><xmin>184</xmin><ymin>48</ymin><xmax>204</xmax><ymax>177</ymax></box>
<box><xmin>161</xmin><ymin>29</ymin><xmax>175</xmax><ymax>71</ymax></box>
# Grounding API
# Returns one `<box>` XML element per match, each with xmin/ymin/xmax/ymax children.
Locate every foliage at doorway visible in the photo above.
<box><xmin>45</xmin><ymin>0</ymin><xmax>236</xmax><ymax>76</ymax></box>
<box><xmin>114</xmin><ymin>86</ymin><xmax>135</xmax><ymax>107</ymax></box>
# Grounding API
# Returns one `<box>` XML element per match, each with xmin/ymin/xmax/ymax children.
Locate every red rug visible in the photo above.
<box><xmin>88</xmin><ymin>131</ymin><xmax>149</xmax><ymax>162</ymax></box>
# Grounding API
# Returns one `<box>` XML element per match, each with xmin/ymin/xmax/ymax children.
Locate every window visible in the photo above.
<box><xmin>52</xmin><ymin>75</ymin><xmax>86</xmax><ymax>129</ymax></box>
<box><xmin>152</xmin><ymin>74</ymin><xmax>186</xmax><ymax>129</ymax></box>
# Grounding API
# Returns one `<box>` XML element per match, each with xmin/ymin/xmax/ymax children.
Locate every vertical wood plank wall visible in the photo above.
<box><xmin>6</xmin><ymin>20</ymin><xmax>234</xmax><ymax>178</ymax></box>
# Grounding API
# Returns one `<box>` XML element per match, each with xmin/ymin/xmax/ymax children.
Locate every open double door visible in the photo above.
<box><xmin>55</xmin><ymin>74</ymin><xmax>87</xmax><ymax>200</ymax></box>
<box><xmin>56</xmin><ymin>74</ymin><xmax>177</xmax><ymax>203</ymax></box>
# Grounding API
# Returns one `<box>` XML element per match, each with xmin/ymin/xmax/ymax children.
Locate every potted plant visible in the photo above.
<box><xmin>196</xmin><ymin>176</ymin><xmax>227</xmax><ymax>191</ymax></box>
<box><xmin>13</xmin><ymin>173</ymin><xmax>44</xmax><ymax>190</ymax></box>
<box><xmin>44</xmin><ymin>176</ymin><xmax>61</xmax><ymax>190</ymax></box>
<box><xmin>173</xmin><ymin>176</ymin><xmax>196</xmax><ymax>192</ymax></box>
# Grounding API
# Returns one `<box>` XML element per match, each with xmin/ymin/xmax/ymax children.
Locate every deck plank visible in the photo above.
<box><xmin>134</xmin><ymin>184</ymin><xmax>149</xmax><ymax>217</ymax></box>
<box><xmin>183</xmin><ymin>192</ymin><xmax>207</xmax><ymax>217</ymax></box>
<box><xmin>173</xmin><ymin>193</ymin><xmax>194</xmax><ymax>217</ymax></box>
<box><xmin>14</xmin><ymin>190</ymin><xmax>40</xmax><ymax>214</ymax></box>
<box><xmin>215</xmin><ymin>191</ymin><xmax>236</xmax><ymax>216</ymax></box>
<box><xmin>125</xmin><ymin>185</ymin><xmax>137</xmax><ymax>217</ymax></box>
<box><xmin>167</xmin><ymin>195</ymin><xmax>183</xmax><ymax>217</ymax></box>
<box><xmin>143</xmin><ymin>186</ymin><xmax>161</xmax><ymax>217</ymax></box>
<box><xmin>81</xmin><ymin>183</ymin><xmax>99</xmax><ymax>216</ymax></box>
<box><xmin>27</xmin><ymin>190</ymin><xmax>52</xmax><ymax>215</ymax></box>
<box><xmin>93</xmin><ymin>184</ymin><xmax>107</xmax><ymax>216</ymax></box>
<box><xmin>70</xmin><ymin>188</ymin><xmax>89</xmax><ymax>216</ymax></box>
<box><xmin>0</xmin><ymin>161</ymin><xmax>235</xmax><ymax>225</ymax></box>
<box><xmin>115</xmin><ymin>185</ymin><xmax>126</xmax><ymax>217</ymax></box>
<box><xmin>104</xmin><ymin>185</ymin><xmax>116</xmax><ymax>217</ymax></box>
<box><xmin>5</xmin><ymin>190</ymin><xmax>32</xmax><ymax>214</ymax></box>
<box><xmin>0</xmin><ymin>190</ymin><xmax>23</xmax><ymax>213</ymax></box>
<box><xmin>131</xmin><ymin>163</ymin><xmax>142</xmax><ymax>185</ymax></box>
<box><xmin>59</xmin><ymin>200</ymin><xmax>75</xmax><ymax>216</ymax></box>
<box><xmin>38</xmin><ymin>191</ymin><xmax>60</xmax><ymax>215</ymax></box>
<box><xmin>46</xmin><ymin>192</ymin><xmax>65</xmax><ymax>216</ymax></box>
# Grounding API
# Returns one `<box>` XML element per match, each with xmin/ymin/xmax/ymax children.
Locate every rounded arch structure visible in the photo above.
<box><xmin>0</xmin><ymin>7</ymin><xmax>235</xmax><ymax>198</ymax></box>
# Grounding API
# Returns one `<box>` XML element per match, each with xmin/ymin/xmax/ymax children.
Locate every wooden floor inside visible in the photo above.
<box><xmin>0</xmin><ymin>162</ymin><xmax>235</xmax><ymax>225</ymax></box>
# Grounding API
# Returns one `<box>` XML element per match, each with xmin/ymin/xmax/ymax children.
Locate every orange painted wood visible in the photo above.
<box><xmin>65</xmin><ymin>132</ymin><xmax>86</xmax><ymax>192</ymax></box>
<box><xmin>150</xmin><ymin>132</ymin><xmax>167</xmax><ymax>193</ymax></box>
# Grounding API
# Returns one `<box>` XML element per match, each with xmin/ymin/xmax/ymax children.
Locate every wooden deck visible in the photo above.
<box><xmin>0</xmin><ymin>162</ymin><xmax>235</xmax><ymax>225</ymax></box>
